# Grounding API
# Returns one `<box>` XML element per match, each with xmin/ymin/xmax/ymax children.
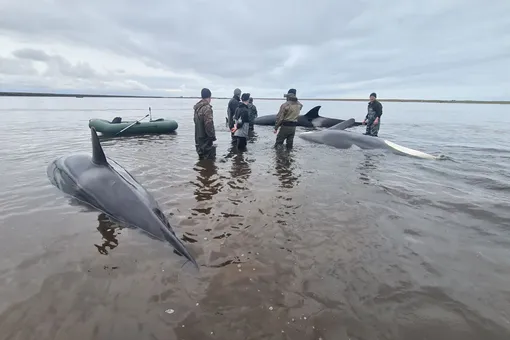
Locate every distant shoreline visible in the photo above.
<box><xmin>1</xmin><ymin>91</ymin><xmax>508</xmax><ymax>105</ymax></box>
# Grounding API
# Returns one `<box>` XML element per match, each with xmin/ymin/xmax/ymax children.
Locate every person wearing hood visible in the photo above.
<box><xmin>227</xmin><ymin>88</ymin><xmax>241</xmax><ymax>136</ymax></box>
<box><xmin>274</xmin><ymin>88</ymin><xmax>303</xmax><ymax>149</ymax></box>
<box><xmin>193</xmin><ymin>88</ymin><xmax>216</xmax><ymax>160</ymax></box>
<box><xmin>231</xmin><ymin>93</ymin><xmax>251</xmax><ymax>151</ymax></box>
<box><xmin>362</xmin><ymin>92</ymin><xmax>383</xmax><ymax>137</ymax></box>
<box><xmin>247</xmin><ymin>97</ymin><xmax>258</xmax><ymax>131</ymax></box>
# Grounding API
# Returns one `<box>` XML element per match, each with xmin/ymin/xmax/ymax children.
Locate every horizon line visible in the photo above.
<box><xmin>0</xmin><ymin>91</ymin><xmax>508</xmax><ymax>105</ymax></box>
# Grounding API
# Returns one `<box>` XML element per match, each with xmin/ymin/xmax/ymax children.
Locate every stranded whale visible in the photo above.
<box><xmin>298</xmin><ymin>119</ymin><xmax>440</xmax><ymax>160</ymax></box>
<box><xmin>46</xmin><ymin>127</ymin><xmax>198</xmax><ymax>268</ymax></box>
<box><xmin>253</xmin><ymin>106</ymin><xmax>363</xmax><ymax>128</ymax></box>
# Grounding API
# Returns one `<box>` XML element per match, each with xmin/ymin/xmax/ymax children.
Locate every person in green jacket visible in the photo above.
<box><xmin>274</xmin><ymin>88</ymin><xmax>302</xmax><ymax>149</ymax></box>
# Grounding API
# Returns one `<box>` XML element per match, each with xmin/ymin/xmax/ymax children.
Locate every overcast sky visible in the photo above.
<box><xmin>0</xmin><ymin>0</ymin><xmax>509</xmax><ymax>100</ymax></box>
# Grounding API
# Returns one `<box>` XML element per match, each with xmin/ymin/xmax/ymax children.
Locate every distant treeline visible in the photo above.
<box><xmin>1</xmin><ymin>91</ymin><xmax>508</xmax><ymax>105</ymax></box>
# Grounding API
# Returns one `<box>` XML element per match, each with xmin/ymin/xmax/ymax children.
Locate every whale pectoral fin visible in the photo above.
<box><xmin>328</xmin><ymin>118</ymin><xmax>355</xmax><ymax>130</ymax></box>
<box><xmin>303</xmin><ymin>106</ymin><xmax>321</xmax><ymax>120</ymax></box>
<box><xmin>383</xmin><ymin>140</ymin><xmax>438</xmax><ymax>160</ymax></box>
<box><xmin>90</xmin><ymin>127</ymin><xmax>108</xmax><ymax>165</ymax></box>
<box><xmin>153</xmin><ymin>207</ymin><xmax>177</xmax><ymax>236</ymax></box>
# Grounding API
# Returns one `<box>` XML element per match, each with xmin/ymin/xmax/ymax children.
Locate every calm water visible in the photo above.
<box><xmin>0</xmin><ymin>97</ymin><xmax>509</xmax><ymax>340</ymax></box>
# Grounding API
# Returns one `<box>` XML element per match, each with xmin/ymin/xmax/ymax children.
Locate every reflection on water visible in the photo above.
<box><xmin>185</xmin><ymin>159</ymin><xmax>221</xmax><ymax>245</ymax></box>
<box><xmin>229</xmin><ymin>152</ymin><xmax>251</xmax><ymax>183</ymax></box>
<box><xmin>357</xmin><ymin>153</ymin><xmax>381</xmax><ymax>185</ymax></box>
<box><xmin>94</xmin><ymin>213</ymin><xmax>123</xmax><ymax>255</ymax></box>
<box><xmin>221</xmin><ymin>143</ymin><xmax>252</xmax><ymax>191</ymax></box>
<box><xmin>192</xmin><ymin>159</ymin><xmax>220</xmax><ymax>202</ymax></box>
<box><xmin>273</xmin><ymin>148</ymin><xmax>299</xmax><ymax>189</ymax></box>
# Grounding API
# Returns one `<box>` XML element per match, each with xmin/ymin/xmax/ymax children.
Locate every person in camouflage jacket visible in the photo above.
<box><xmin>274</xmin><ymin>88</ymin><xmax>302</xmax><ymax>149</ymax></box>
<box><xmin>193</xmin><ymin>88</ymin><xmax>216</xmax><ymax>160</ymax></box>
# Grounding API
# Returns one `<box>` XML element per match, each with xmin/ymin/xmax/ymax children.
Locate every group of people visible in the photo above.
<box><xmin>226</xmin><ymin>88</ymin><xmax>258</xmax><ymax>150</ymax></box>
<box><xmin>193</xmin><ymin>87</ymin><xmax>383</xmax><ymax>161</ymax></box>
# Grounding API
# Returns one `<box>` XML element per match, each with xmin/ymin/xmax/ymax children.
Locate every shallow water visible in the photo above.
<box><xmin>0</xmin><ymin>97</ymin><xmax>509</xmax><ymax>340</ymax></box>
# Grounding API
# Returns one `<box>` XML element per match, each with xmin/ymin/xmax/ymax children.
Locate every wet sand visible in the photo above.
<box><xmin>0</xmin><ymin>97</ymin><xmax>509</xmax><ymax>340</ymax></box>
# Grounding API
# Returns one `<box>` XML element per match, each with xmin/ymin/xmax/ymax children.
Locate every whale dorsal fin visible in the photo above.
<box><xmin>90</xmin><ymin>127</ymin><xmax>108</xmax><ymax>165</ymax></box>
<box><xmin>303</xmin><ymin>105</ymin><xmax>321</xmax><ymax>120</ymax></box>
<box><xmin>328</xmin><ymin>118</ymin><xmax>356</xmax><ymax>130</ymax></box>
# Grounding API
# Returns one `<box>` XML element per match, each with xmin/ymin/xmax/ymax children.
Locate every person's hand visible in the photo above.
<box><xmin>373</xmin><ymin>118</ymin><xmax>379</xmax><ymax>125</ymax></box>
<box><xmin>362</xmin><ymin>120</ymin><xmax>367</xmax><ymax>125</ymax></box>
<box><xmin>273</xmin><ymin>129</ymin><xmax>278</xmax><ymax>134</ymax></box>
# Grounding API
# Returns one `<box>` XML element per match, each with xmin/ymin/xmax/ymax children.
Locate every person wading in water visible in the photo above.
<box><xmin>247</xmin><ymin>97</ymin><xmax>258</xmax><ymax>131</ymax></box>
<box><xmin>231</xmin><ymin>93</ymin><xmax>251</xmax><ymax>151</ymax></box>
<box><xmin>193</xmin><ymin>88</ymin><xmax>216</xmax><ymax>160</ymax></box>
<box><xmin>274</xmin><ymin>88</ymin><xmax>302</xmax><ymax>149</ymax></box>
<box><xmin>362</xmin><ymin>92</ymin><xmax>383</xmax><ymax>137</ymax></box>
<box><xmin>227</xmin><ymin>88</ymin><xmax>241</xmax><ymax>140</ymax></box>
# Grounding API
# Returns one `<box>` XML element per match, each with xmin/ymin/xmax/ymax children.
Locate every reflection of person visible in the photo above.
<box><xmin>362</xmin><ymin>92</ymin><xmax>383</xmax><ymax>137</ymax></box>
<box><xmin>193</xmin><ymin>88</ymin><xmax>216</xmax><ymax>160</ymax></box>
<box><xmin>193</xmin><ymin>159</ymin><xmax>220</xmax><ymax>202</ymax></box>
<box><xmin>273</xmin><ymin>148</ymin><xmax>298</xmax><ymax>189</ymax></box>
<box><xmin>274</xmin><ymin>88</ymin><xmax>303</xmax><ymax>149</ymax></box>
<box><xmin>94</xmin><ymin>213</ymin><xmax>121</xmax><ymax>255</ymax></box>
<box><xmin>221</xmin><ymin>142</ymin><xmax>251</xmax><ymax>188</ymax></box>
<box><xmin>230</xmin><ymin>152</ymin><xmax>251</xmax><ymax>181</ymax></box>
<box><xmin>232</xmin><ymin>93</ymin><xmax>251</xmax><ymax>151</ymax></box>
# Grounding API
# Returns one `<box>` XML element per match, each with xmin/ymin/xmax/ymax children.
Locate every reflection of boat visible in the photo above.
<box><xmin>88</xmin><ymin>117</ymin><xmax>178</xmax><ymax>136</ymax></box>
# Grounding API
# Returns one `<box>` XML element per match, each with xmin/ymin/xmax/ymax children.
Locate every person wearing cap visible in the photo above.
<box><xmin>227</xmin><ymin>88</ymin><xmax>242</xmax><ymax>137</ymax></box>
<box><xmin>231</xmin><ymin>93</ymin><xmax>251</xmax><ymax>150</ymax></box>
<box><xmin>193</xmin><ymin>88</ymin><xmax>217</xmax><ymax>160</ymax></box>
<box><xmin>274</xmin><ymin>88</ymin><xmax>303</xmax><ymax>148</ymax></box>
<box><xmin>247</xmin><ymin>97</ymin><xmax>258</xmax><ymax>131</ymax></box>
<box><xmin>362</xmin><ymin>92</ymin><xmax>383</xmax><ymax>137</ymax></box>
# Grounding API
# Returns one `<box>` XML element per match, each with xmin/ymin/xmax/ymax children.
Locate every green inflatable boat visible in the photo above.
<box><xmin>88</xmin><ymin>117</ymin><xmax>178</xmax><ymax>136</ymax></box>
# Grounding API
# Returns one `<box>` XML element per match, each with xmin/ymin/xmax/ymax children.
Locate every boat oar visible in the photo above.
<box><xmin>115</xmin><ymin>113</ymin><xmax>149</xmax><ymax>136</ymax></box>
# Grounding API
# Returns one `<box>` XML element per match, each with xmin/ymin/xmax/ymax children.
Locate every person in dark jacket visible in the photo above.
<box><xmin>227</xmin><ymin>88</ymin><xmax>241</xmax><ymax>138</ymax></box>
<box><xmin>193</xmin><ymin>88</ymin><xmax>216</xmax><ymax>160</ymax></box>
<box><xmin>363</xmin><ymin>92</ymin><xmax>383</xmax><ymax>136</ymax></box>
<box><xmin>231</xmin><ymin>93</ymin><xmax>251</xmax><ymax>151</ymax></box>
<box><xmin>247</xmin><ymin>97</ymin><xmax>258</xmax><ymax>131</ymax></box>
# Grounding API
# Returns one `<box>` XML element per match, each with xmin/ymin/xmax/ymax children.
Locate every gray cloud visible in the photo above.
<box><xmin>0</xmin><ymin>0</ymin><xmax>509</xmax><ymax>99</ymax></box>
<box><xmin>13</xmin><ymin>48</ymin><xmax>97</xmax><ymax>79</ymax></box>
<box><xmin>0</xmin><ymin>56</ymin><xmax>37</xmax><ymax>76</ymax></box>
